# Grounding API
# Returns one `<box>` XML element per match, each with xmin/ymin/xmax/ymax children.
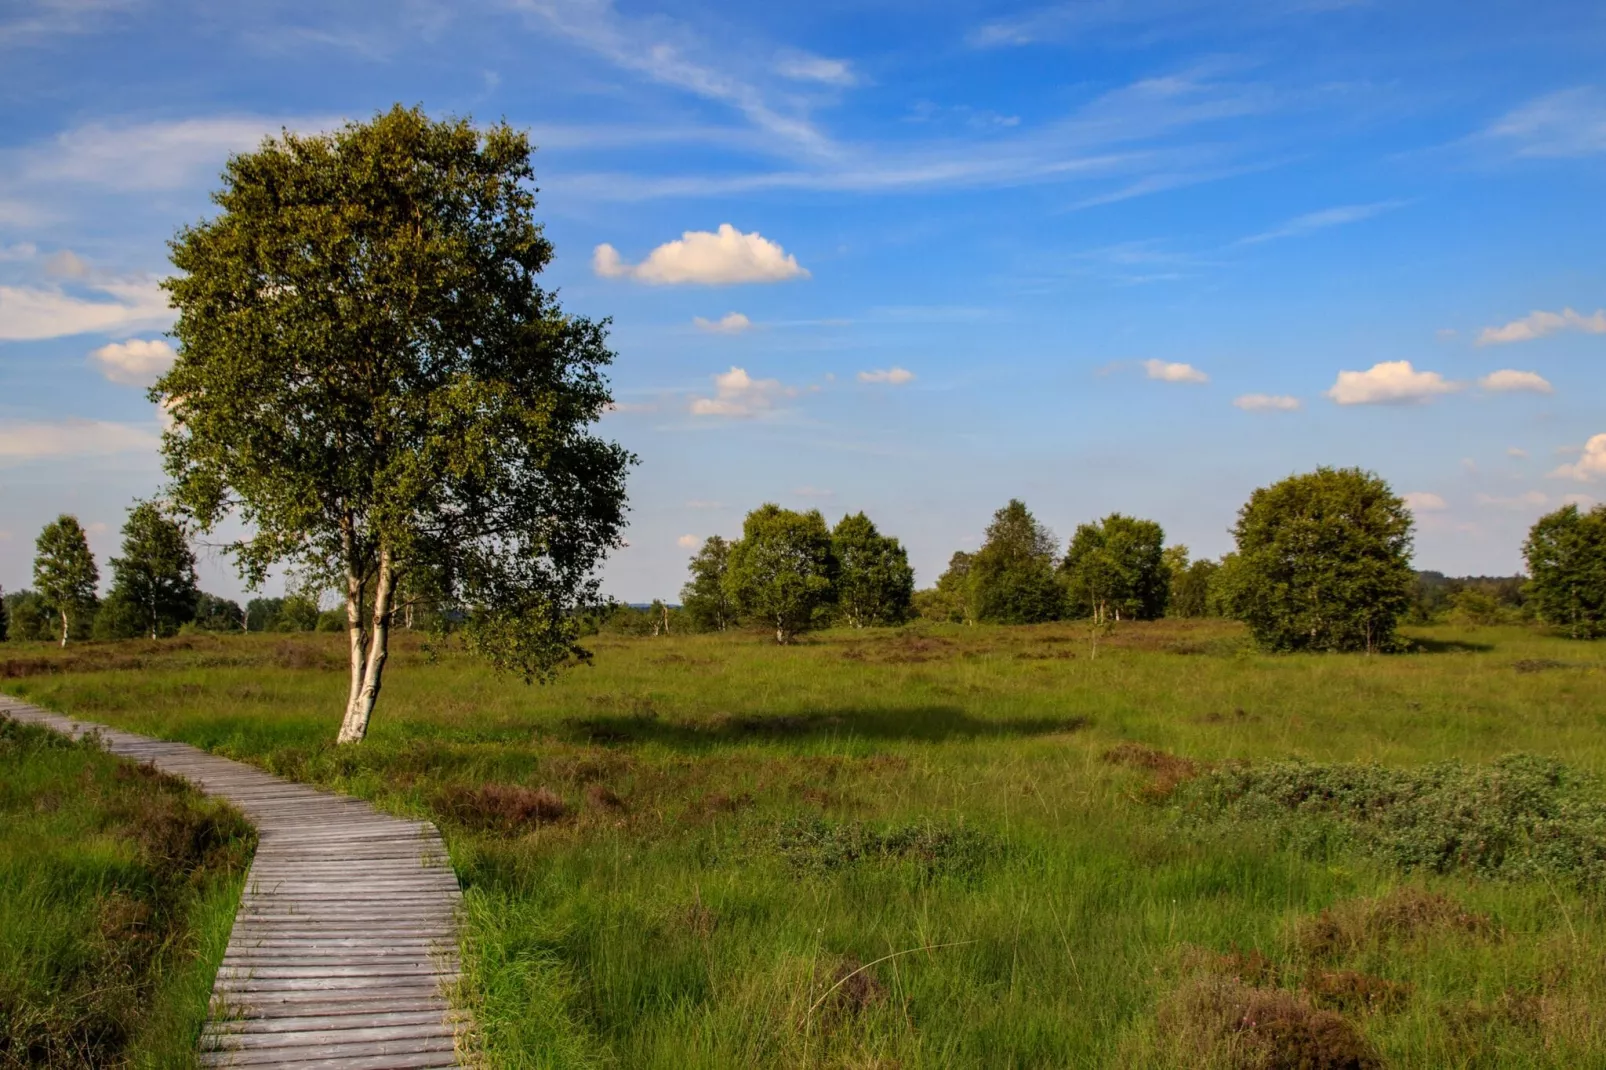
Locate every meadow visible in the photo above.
<box><xmin>5</xmin><ymin>618</ymin><xmax>1606</xmax><ymax>1068</ymax></box>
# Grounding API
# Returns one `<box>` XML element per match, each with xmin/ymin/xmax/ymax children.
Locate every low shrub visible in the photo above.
<box><xmin>774</xmin><ymin>817</ymin><xmax>1000</xmax><ymax>880</ymax></box>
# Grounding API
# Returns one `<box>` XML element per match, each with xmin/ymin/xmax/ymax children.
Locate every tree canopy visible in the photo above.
<box><xmin>104</xmin><ymin>501</ymin><xmax>200</xmax><ymax>640</ymax></box>
<box><xmin>723</xmin><ymin>505</ymin><xmax>836</xmax><ymax>643</ymax></box>
<box><xmin>157</xmin><ymin>105</ymin><xmax>633</xmax><ymax>742</ymax></box>
<box><xmin>1061</xmin><ymin>513</ymin><xmax>1169</xmax><ymax>621</ymax></box>
<box><xmin>831</xmin><ymin>512</ymin><xmax>915</xmax><ymax>627</ymax></box>
<box><xmin>970</xmin><ymin>499</ymin><xmax>1063</xmax><ymax>624</ymax></box>
<box><xmin>1523</xmin><ymin>504</ymin><xmax>1606</xmax><ymax>639</ymax></box>
<box><xmin>33</xmin><ymin>516</ymin><xmax>99</xmax><ymax>648</ymax></box>
<box><xmin>680</xmin><ymin>535</ymin><xmax>738</xmax><ymax>632</ymax></box>
<box><xmin>1216</xmin><ymin>467</ymin><xmax>1414</xmax><ymax>653</ymax></box>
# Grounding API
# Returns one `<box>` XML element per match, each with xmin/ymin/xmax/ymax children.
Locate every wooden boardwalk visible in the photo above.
<box><xmin>1</xmin><ymin>696</ymin><xmax>466</xmax><ymax>1068</ymax></box>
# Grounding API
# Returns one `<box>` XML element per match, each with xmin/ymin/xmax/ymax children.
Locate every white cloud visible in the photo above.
<box><xmin>1485</xmin><ymin>87</ymin><xmax>1606</xmax><ymax>159</ymax></box>
<box><xmin>1479</xmin><ymin>369</ymin><xmax>1553</xmax><ymax>394</ymax></box>
<box><xmin>0</xmin><ymin>242</ymin><xmax>36</xmax><ymax>262</ymax></box>
<box><xmin>0</xmin><ymin>279</ymin><xmax>171</xmax><ymax>341</ymax></box>
<box><xmin>593</xmin><ymin>225</ymin><xmax>808</xmax><ymax>285</ymax></box>
<box><xmin>857</xmin><ymin>367</ymin><xmax>915</xmax><ymax>385</ymax></box>
<box><xmin>43</xmin><ymin>249</ymin><xmax>91</xmax><ymax>278</ymax></box>
<box><xmin>1402</xmin><ymin>491</ymin><xmax>1448</xmax><ymax>512</ymax></box>
<box><xmin>91</xmin><ymin>337</ymin><xmax>176</xmax><ymax>386</ymax></box>
<box><xmin>1477</xmin><ymin>307</ymin><xmax>1606</xmax><ymax>345</ymax></box>
<box><xmin>775</xmin><ymin>52</ymin><xmax>858</xmax><ymax>87</ymax></box>
<box><xmin>1143</xmin><ymin>359</ymin><xmax>1208</xmax><ymax>383</ymax></box>
<box><xmin>689</xmin><ymin>366</ymin><xmax>793</xmax><ymax>417</ymax></box>
<box><xmin>1233</xmin><ymin>393</ymin><xmax>1300</xmax><ymax>411</ymax></box>
<box><xmin>676</xmin><ymin>534</ymin><xmax>701</xmax><ymax>549</ymax></box>
<box><xmin>1325</xmin><ymin>361</ymin><xmax>1461</xmax><ymax>405</ymax></box>
<box><xmin>1551</xmin><ymin>433</ymin><xmax>1606</xmax><ymax>482</ymax></box>
<box><xmin>0</xmin><ymin>418</ymin><xmax>159</xmax><ymax>464</ymax></box>
<box><xmin>693</xmin><ymin>311</ymin><xmax>753</xmax><ymax>334</ymax></box>
<box><xmin>1508</xmin><ymin>447</ymin><xmax>1529</xmax><ymax>459</ymax></box>
<box><xmin>1475</xmin><ymin>491</ymin><xmax>1549</xmax><ymax>510</ymax></box>
<box><xmin>1237</xmin><ymin>200</ymin><xmax>1405</xmax><ymax>245</ymax></box>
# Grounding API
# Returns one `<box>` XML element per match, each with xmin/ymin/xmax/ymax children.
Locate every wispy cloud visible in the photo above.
<box><xmin>858</xmin><ymin>367</ymin><xmax>915</xmax><ymax>385</ymax></box>
<box><xmin>594</xmin><ymin>225</ymin><xmax>808</xmax><ymax>285</ymax></box>
<box><xmin>0</xmin><ymin>417</ymin><xmax>158</xmax><ymax>464</ymax></box>
<box><xmin>774</xmin><ymin>52</ymin><xmax>858</xmax><ymax>87</ymax></box>
<box><xmin>1143</xmin><ymin>359</ymin><xmax>1208</xmax><ymax>383</ymax></box>
<box><xmin>693</xmin><ymin>312</ymin><xmax>754</xmax><ymax>333</ymax></box>
<box><xmin>1234</xmin><ymin>393</ymin><xmax>1301</xmax><ymax>411</ymax></box>
<box><xmin>1477</xmin><ymin>307</ymin><xmax>1606</xmax><ymax>345</ymax></box>
<box><xmin>1485</xmin><ymin>87</ymin><xmax>1606</xmax><ymax>159</ymax></box>
<box><xmin>1236</xmin><ymin>200</ymin><xmax>1405</xmax><ymax>245</ymax></box>
<box><xmin>0</xmin><ymin>277</ymin><xmax>170</xmax><ymax>341</ymax></box>
<box><xmin>1402</xmin><ymin>491</ymin><xmax>1448</xmax><ymax>512</ymax></box>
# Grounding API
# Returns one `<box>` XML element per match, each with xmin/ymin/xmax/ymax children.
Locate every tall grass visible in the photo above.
<box><xmin>0</xmin><ymin>716</ymin><xmax>254</xmax><ymax>1068</ymax></box>
<box><xmin>6</xmin><ymin>619</ymin><xmax>1606</xmax><ymax>1067</ymax></box>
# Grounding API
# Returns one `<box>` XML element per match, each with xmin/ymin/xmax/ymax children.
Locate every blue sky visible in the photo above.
<box><xmin>2</xmin><ymin>0</ymin><xmax>1605</xmax><ymax>603</ymax></box>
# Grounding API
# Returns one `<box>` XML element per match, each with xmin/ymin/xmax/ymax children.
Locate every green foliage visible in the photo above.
<box><xmin>32</xmin><ymin>515</ymin><xmax>100</xmax><ymax>647</ymax></box>
<box><xmin>1523</xmin><ymin>504</ymin><xmax>1606</xmax><ymax>639</ymax></box>
<box><xmin>106</xmin><ymin>501</ymin><xmax>200</xmax><ymax>640</ymax></box>
<box><xmin>2</xmin><ymin>591</ymin><xmax>54</xmax><ymax>643</ymax></box>
<box><xmin>1061</xmin><ymin>513</ymin><xmax>1170</xmax><ymax>621</ymax></box>
<box><xmin>192</xmin><ymin>594</ymin><xmax>244</xmax><ymax>632</ymax></box>
<box><xmin>158</xmin><ymin>104</ymin><xmax>632</xmax><ymax>738</ymax></box>
<box><xmin>90</xmin><ymin>591</ymin><xmax>146</xmax><ymax>641</ymax></box>
<box><xmin>970</xmin><ymin>499</ymin><xmax>1064</xmax><ymax>624</ymax></box>
<box><xmin>724</xmin><ymin>504</ymin><xmax>836</xmax><ymax>643</ymax></box>
<box><xmin>244</xmin><ymin>597</ymin><xmax>284</xmax><ymax>632</ymax></box>
<box><xmin>1177</xmin><ymin>754</ymin><xmax>1606</xmax><ymax>887</ymax></box>
<box><xmin>1409</xmin><ymin>571</ymin><xmax>1527</xmax><ymax>624</ymax></box>
<box><xmin>1169</xmin><ymin>552</ymin><xmax>1221</xmax><ymax>619</ymax></box>
<box><xmin>830</xmin><ymin>512</ymin><xmax>914</xmax><ymax>627</ymax></box>
<box><xmin>0</xmin><ymin>590</ymin><xmax>7</xmax><ymax>643</ymax></box>
<box><xmin>316</xmin><ymin>609</ymin><xmax>347</xmax><ymax>632</ymax></box>
<box><xmin>915</xmin><ymin>551</ymin><xmax>977</xmax><ymax>623</ymax></box>
<box><xmin>680</xmin><ymin>535</ymin><xmax>738</xmax><ymax>632</ymax></box>
<box><xmin>276</xmin><ymin>594</ymin><xmax>319</xmax><ymax>632</ymax></box>
<box><xmin>773</xmin><ymin>818</ymin><xmax>1001</xmax><ymax>881</ymax></box>
<box><xmin>1216</xmin><ymin>467</ymin><xmax>1415</xmax><ymax>653</ymax></box>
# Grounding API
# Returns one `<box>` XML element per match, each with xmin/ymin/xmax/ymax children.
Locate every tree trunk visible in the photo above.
<box><xmin>59</xmin><ymin>608</ymin><xmax>69</xmax><ymax>648</ymax></box>
<box><xmin>338</xmin><ymin>550</ymin><xmax>396</xmax><ymax>745</ymax></box>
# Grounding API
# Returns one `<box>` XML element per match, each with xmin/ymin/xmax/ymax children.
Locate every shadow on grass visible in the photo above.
<box><xmin>559</xmin><ymin>706</ymin><xmax>1090</xmax><ymax>748</ymax></box>
<box><xmin>1407</xmin><ymin>637</ymin><xmax>1496</xmax><ymax>654</ymax></box>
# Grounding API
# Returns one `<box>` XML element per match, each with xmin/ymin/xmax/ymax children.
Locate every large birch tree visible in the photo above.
<box><xmin>157</xmin><ymin>106</ymin><xmax>634</xmax><ymax>743</ymax></box>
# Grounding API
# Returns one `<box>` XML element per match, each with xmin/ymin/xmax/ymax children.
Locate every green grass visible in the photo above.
<box><xmin>6</xmin><ymin>619</ymin><xmax>1606</xmax><ymax>1067</ymax></box>
<box><xmin>0</xmin><ymin>715</ymin><xmax>254</xmax><ymax>1069</ymax></box>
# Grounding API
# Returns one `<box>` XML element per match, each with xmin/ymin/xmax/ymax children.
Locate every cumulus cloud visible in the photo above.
<box><xmin>857</xmin><ymin>367</ymin><xmax>915</xmax><ymax>385</ymax></box>
<box><xmin>775</xmin><ymin>52</ymin><xmax>858</xmax><ymax>86</ymax></box>
<box><xmin>1401</xmin><ymin>491</ymin><xmax>1448</xmax><ymax>512</ymax></box>
<box><xmin>693</xmin><ymin>311</ymin><xmax>753</xmax><ymax>334</ymax></box>
<box><xmin>1551</xmin><ymin>433</ymin><xmax>1606</xmax><ymax>482</ymax></box>
<box><xmin>593</xmin><ymin>224</ymin><xmax>808</xmax><ymax>285</ymax></box>
<box><xmin>676</xmin><ymin>534</ymin><xmax>701</xmax><ymax>549</ymax></box>
<box><xmin>0</xmin><ymin>279</ymin><xmax>171</xmax><ymax>341</ymax></box>
<box><xmin>1233</xmin><ymin>393</ymin><xmax>1300</xmax><ymax>412</ymax></box>
<box><xmin>0</xmin><ymin>418</ymin><xmax>159</xmax><ymax>464</ymax></box>
<box><xmin>1325</xmin><ymin>361</ymin><xmax>1461</xmax><ymax>405</ymax></box>
<box><xmin>1477</xmin><ymin>307</ymin><xmax>1606</xmax><ymax>345</ymax></box>
<box><xmin>90</xmin><ymin>338</ymin><xmax>176</xmax><ymax>385</ymax></box>
<box><xmin>1475</xmin><ymin>491</ymin><xmax>1549</xmax><ymax>510</ymax></box>
<box><xmin>1143</xmin><ymin>359</ymin><xmax>1208</xmax><ymax>383</ymax></box>
<box><xmin>689</xmin><ymin>366</ymin><xmax>793</xmax><ymax>417</ymax></box>
<box><xmin>1478</xmin><ymin>369</ymin><xmax>1553</xmax><ymax>394</ymax></box>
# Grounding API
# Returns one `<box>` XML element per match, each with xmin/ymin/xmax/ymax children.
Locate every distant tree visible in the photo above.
<box><xmin>723</xmin><ymin>504</ymin><xmax>836</xmax><ymax>643</ymax></box>
<box><xmin>1523</xmin><ymin>504</ymin><xmax>1606</xmax><ymax>639</ymax></box>
<box><xmin>970</xmin><ymin>500</ymin><xmax>1064</xmax><ymax>624</ymax></box>
<box><xmin>1061</xmin><ymin>513</ymin><xmax>1169</xmax><ymax>621</ymax></box>
<box><xmin>3</xmin><ymin>590</ymin><xmax>54</xmax><ymax>642</ymax></box>
<box><xmin>157</xmin><ymin>105</ymin><xmax>633</xmax><ymax>743</ymax></box>
<box><xmin>1448</xmin><ymin>588</ymin><xmax>1505</xmax><ymax>627</ymax></box>
<box><xmin>33</xmin><ymin>515</ymin><xmax>100</xmax><ymax>647</ymax></box>
<box><xmin>680</xmin><ymin>535</ymin><xmax>739</xmax><ymax>632</ymax></box>
<box><xmin>0</xmin><ymin>586</ymin><xmax>7</xmax><ymax>643</ymax></box>
<box><xmin>831</xmin><ymin>512</ymin><xmax>915</xmax><ymax>627</ymax></box>
<box><xmin>194</xmin><ymin>593</ymin><xmax>245</xmax><ymax>631</ymax></box>
<box><xmin>1215</xmin><ymin>467</ymin><xmax>1414</xmax><ymax>653</ymax></box>
<box><xmin>915</xmin><ymin>551</ymin><xmax>976</xmax><ymax>623</ymax></box>
<box><xmin>1171</xmin><ymin>558</ymin><xmax>1221</xmax><ymax>619</ymax></box>
<box><xmin>245</xmin><ymin>597</ymin><xmax>285</xmax><ymax>632</ymax></box>
<box><xmin>276</xmin><ymin>594</ymin><xmax>320</xmax><ymax>632</ymax></box>
<box><xmin>106</xmin><ymin>501</ymin><xmax>200</xmax><ymax>640</ymax></box>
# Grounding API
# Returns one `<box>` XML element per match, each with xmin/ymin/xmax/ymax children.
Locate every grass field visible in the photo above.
<box><xmin>6</xmin><ymin>618</ymin><xmax>1606</xmax><ymax>1068</ymax></box>
<box><xmin>0</xmin><ymin>715</ymin><xmax>254</xmax><ymax>1068</ymax></box>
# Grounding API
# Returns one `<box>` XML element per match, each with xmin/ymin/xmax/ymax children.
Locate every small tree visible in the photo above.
<box><xmin>106</xmin><ymin>501</ymin><xmax>200</xmax><ymax>640</ymax></box>
<box><xmin>1169</xmin><ymin>553</ymin><xmax>1221</xmax><ymax>619</ymax></box>
<box><xmin>1061</xmin><ymin>513</ymin><xmax>1169</xmax><ymax>622</ymax></box>
<box><xmin>3</xmin><ymin>590</ymin><xmax>53</xmax><ymax>642</ymax></box>
<box><xmin>723</xmin><ymin>504</ymin><xmax>836</xmax><ymax>643</ymax></box>
<box><xmin>831</xmin><ymin>512</ymin><xmax>915</xmax><ymax>627</ymax></box>
<box><xmin>1216</xmin><ymin>467</ymin><xmax>1414</xmax><ymax>653</ymax></box>
<box><xmin>971</xmin><ymin>499</ymin><xmax>1064</xmax><ymax>624</ymax></box>
<box><xmin>194</xmin><ymin>594</ymin><xmax>245</xmax><ymax>631</ymax></box>
<box><xmin>158</xmin><ymin>106</ymin><xmax>633</xmax><ymax>743</ymax></box>
<box><xmin>1523</xmin><ymin>504</ymin><xmax>1606</xmax><ymax>639</ymax></box>
<box><xmin>916</xmin><ymin>551</ymin><xmax>976</xmax><ymax>623</ymax></box>
<box><xmin>680</xmin><ymin>535</ymin><xmax>739</xmax><ymax>632</ymax></box>
<box><xmin>33</xmin><ymin>515</ymin><xmax>99</xmax><ymax>647</ymax></box>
